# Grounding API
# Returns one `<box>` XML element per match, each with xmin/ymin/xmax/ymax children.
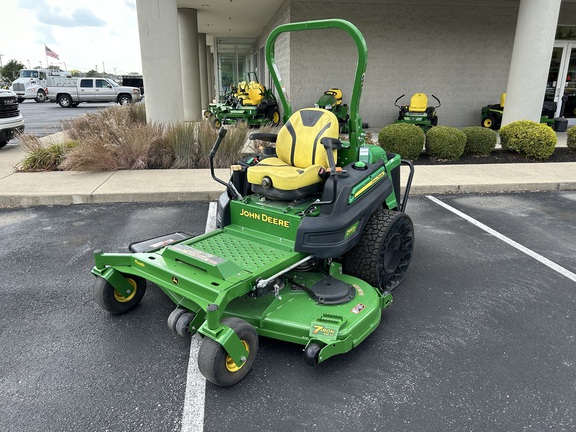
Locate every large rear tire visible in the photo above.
<box><xmin>343</xmin><ymin>209</ymin><xmax>414</xmax><ymax>292</ymax></box>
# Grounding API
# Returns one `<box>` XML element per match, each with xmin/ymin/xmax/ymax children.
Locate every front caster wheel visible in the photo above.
<box><xmin>304</xmin><ymin>343</ymin><xmax>323</xmax><ymax>366</ymax></box>
<box><xmin>93</xmin><ymin>274</ymin><xmax>146</xmax><ymax>315</ymax></box>
<box><xmin>175</xmin><ymin>312</ymin><xmax>196</xmax><ymax>337</ymax></box>
<box><xmin>167</xmin><ymin>308</ymin><xmax>187</xmax><ymax>333</ymax></box>
<box><xmin>197</xmin><ymin>318</ymin><xmax>258</xmax><ymax>387</ymax></box>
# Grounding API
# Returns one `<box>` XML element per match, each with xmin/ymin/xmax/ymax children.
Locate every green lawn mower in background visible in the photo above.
<box><xmin>315</xmin><ymin>88</ymin><xmax>350</xmax><ymax>133</ymax></box>
<box><xmin>481</xmin><ymin>93</ymin><xmax>557</xmax><ymax>130</ymax></box>
<box><xmin>205</xmin><ymin>72</ymin><xmax>281</xmax><ymax>128</ymax></box>
<box><xmin>91</xmin><ymin>19</ymin><xmax>415</xmax><ymax>387</ymax></box>
<box><xmin>394</xmin><ymin>92</ymin><xmax>441</xmax><ymax>131</ymax></box>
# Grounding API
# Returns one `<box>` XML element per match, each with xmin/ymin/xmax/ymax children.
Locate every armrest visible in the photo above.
<box><xmin>249</xmin><ymin>133</ymin><xmax>277</xmax><ymax>143</ymax></box>
<box><xmin>320</xmin><ymin>137</ymin><xmax>343</xmax><ymax>151</ymax></box>
<box><xmin>319</xmin><ymin>137</ymin><xmax>343</xmax><ymax>174</ymax></box>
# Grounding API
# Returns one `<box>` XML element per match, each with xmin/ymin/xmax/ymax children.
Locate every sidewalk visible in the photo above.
<box><xmin>1</xmin><ymin>133</ymin><xmax>575</xmax><ymax>207</ymax></box>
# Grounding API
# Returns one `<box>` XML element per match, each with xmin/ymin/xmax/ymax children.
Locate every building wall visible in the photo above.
<box><xmin>258</xmin><ymin>1</ymin><xmax>291</xmax><ymax>97</ymax></box>
<box><xmin>285</xmin><ymin>0</ymin><xmax>520</xmax><ymax>128</ymax></box>
<box><xmin>559</xmin><ymin>2</ymin><xmax>576</xmax><ymax>25</ymax></box>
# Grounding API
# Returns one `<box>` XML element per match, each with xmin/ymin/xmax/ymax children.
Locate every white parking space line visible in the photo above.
<box><xmin>181</xmin><ymin>201</ymin><xmax>217</xmax><ymax>432</ymax></box>
<box><xmin>427</xmin><ymin>195</ymin><xmax>576</xmax><ymax>284</ymax></box>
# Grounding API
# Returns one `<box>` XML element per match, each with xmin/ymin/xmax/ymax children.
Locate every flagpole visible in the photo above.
<box><xmin>45</xmin><ymin>45</ymin><xmax>48</xmax><ymax>70</ymax></box>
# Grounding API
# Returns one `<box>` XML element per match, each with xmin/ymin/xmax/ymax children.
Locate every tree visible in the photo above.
<box><xmin>0</xmin><ymin>59</ymin><xmax>26</xmax><ymax>81</ymax></box>
<box><xmin>86</xmin><ymin>69</ymin><xmax>101</xmax><ymax>77</ymax></box>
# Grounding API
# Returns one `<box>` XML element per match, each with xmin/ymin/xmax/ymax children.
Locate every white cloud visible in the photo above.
<box><xmin>1</xmin><ymin>0</ymin><xmax>142</xmax><ymax>75</ymax></box>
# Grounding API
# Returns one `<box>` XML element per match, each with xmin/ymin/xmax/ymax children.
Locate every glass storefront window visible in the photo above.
<box><xmin>556</xmin><ymin>26</ymin><xmax>576</xmax><ymax>40</ymax></box>
<box><xmin>216</xmin><ymin>38</ymin><xmax>258</xmax><ymax>100</ymax></box>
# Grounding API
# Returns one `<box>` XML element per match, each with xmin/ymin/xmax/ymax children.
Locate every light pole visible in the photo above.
<box><xmin>27</xmin><ymin>59</ymin><xmax>30</xmax><ymax>68</ymax></box>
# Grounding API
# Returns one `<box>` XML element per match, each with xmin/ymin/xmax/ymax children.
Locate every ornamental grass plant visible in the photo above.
<box><xmin>19</xmin><ymin>104</ymin><xmax>249</xmax><ymax>171</ymax></box>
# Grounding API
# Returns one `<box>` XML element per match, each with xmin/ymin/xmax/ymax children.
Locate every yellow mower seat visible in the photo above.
<box><xmin>409</xmin><ymin>93</ymin><xmax>428</xmax><ymax>112</ymax></box>
<box><xmin>242</xmin><ymin>82</ymin><xmax>265</xmax><ymax>106</ymax></box>
<box><xmin>328</xmin><ymin>88</ymin><xmax>343</xmax><ymax>106</ymax></box>
<box><xmin>247</xmin><ymin>108</ymin><xmax>339</xmax><ymax>200</ymax></box>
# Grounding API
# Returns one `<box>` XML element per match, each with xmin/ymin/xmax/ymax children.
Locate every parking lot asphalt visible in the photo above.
<box><xmin>1</xmin><ymin>193</ymin><xmax>576</xmax><ymax>432</ymax></box>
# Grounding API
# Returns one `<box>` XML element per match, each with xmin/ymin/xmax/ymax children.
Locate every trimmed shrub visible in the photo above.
<box><xmin>499</xmin><ymin>120</ymin><xmax>556</xmax><ymax>160</ymax></box>
<box><xmin>462</xmin><ymin>126</ymin><xmax>497</xmax><ymax>155</ymax></box>
<box><xmin>378</xmin><ymin>123</ymin><xmax>425</xmax><ymax>160</ymax></box>
<box><xmin>425</xmin><ymin>126</ymin><xmax>466</xmax><ymax>161</ymax></box>
<box><xmin>567</xmin><ymin>125</ymin><xmax>576</xmax><ymax>153</ymax></box>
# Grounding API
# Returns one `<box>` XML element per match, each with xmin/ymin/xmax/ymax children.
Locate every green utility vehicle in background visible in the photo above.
<box><xmin>481</xmin><ymin>93</ymin><xmax>557</xmax><ymax>130</ymax></box>
<box><xmin>91</xmin><ymin>19</ymin><xmax>415</xmax><ymax>387</ymax></box>
<box><xmin>315</xmin><ymin>88</ymin><xmax>350</xmax><ymax>132</ymax></box>
<box><xmin>205</xmin><ymin>72</ymin><xmax>281</xmax><ymax>128</ymax></box>
<box><xmin>394</xmin><ymin>92</ymin><xmax>441</xmax><ymax>130</ymax></box>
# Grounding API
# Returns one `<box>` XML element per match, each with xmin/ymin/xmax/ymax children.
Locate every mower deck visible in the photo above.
<box><xmin>93</xmin><ymin>219</ymin><xmax>391</xmax><ymax>365</ymax></box>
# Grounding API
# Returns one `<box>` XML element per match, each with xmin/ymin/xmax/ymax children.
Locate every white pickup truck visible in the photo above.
<box><xmin>0</xmin><ymin>89</ymin><xmax>25</xmax><ymax>148</ymax></box>
<box><xmin>47</xmin><ymin>77</ymin><xmax>142</xmax><ymax>108</ymax></box>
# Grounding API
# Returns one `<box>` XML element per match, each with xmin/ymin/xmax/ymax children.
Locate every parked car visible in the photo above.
<box><xmin>47</xmin><ymin>77</ymin><xmax>142</xmax><ymax>108</ymax></box>
<box><xmin>0</xmin><ymin>89</ymin><xmax>25</xmax><ymax>149</ymax></box>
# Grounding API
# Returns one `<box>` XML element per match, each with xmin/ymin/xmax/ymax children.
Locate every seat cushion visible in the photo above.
<box><xmin>247</xmin><ymin>157</ymin><xmax>325</xmax><ymax>191</ymax></box>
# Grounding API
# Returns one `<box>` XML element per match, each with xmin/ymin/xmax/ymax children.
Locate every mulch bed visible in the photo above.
<box><xmin>413</xmin><ymin>147</ymin><xmax>576</xmax><ymax>165</ymax></box>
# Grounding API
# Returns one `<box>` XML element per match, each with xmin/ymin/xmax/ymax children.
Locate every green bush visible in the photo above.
<box><xmin>499</xmin><ymin>120</ymin><xmax>556</xmax><ymax>160</ymax></box>
<box><xmin>378</xmin><ymin>123</ymin><xmax>425</xmax><ymax>160</ymax></box>
<box><xmin>425</xmin><ymin>126</ymin><xmax>466</xmax><ymax>161</ymax></box>
<box><xmin>462</xmin><ymin>126</ymin><xmax>497</xmax><ymax>155</ymax></box>
<box><xmin>567</xmin><ymin>125</ymin><xmax>576</xmax><ymax>153</ymax></box>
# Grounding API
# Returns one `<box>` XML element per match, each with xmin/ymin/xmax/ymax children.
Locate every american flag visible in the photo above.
<box><xmin>45</xmin><ymin>45</ymin><xmax>59</xmax><ymax>60</ymax></box>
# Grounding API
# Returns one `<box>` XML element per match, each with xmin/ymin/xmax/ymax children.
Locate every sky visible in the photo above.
<box><xmin>0</xmin><ymin>0</ymin><xmax>142</xmax><ymax>75</ymax></box>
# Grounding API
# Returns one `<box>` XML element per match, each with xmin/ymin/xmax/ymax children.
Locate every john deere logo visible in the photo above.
<box><xmin>171</xmin><ymin>276</ymin><xmax>179</xmax><ymax>285</ymax></box>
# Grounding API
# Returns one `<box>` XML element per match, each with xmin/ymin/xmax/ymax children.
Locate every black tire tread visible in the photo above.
<box><xmin>343</xmin><ymin>208</ymin><xmax>414</xmax><ymax>292</ymax></box>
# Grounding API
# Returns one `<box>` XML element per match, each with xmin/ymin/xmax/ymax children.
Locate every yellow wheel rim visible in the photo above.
<box><xmin>114</xmin><ymin>278</ymin><xmax>137</xmax><ymax>303</ymax></box>
<box><xmin>272</xmin><ymin>111</ymin><xmax>280</xmax><ymax>124</ymax></box>
<box><xmin>483</xmin><ymin>118</ymin><xmax>492</xmax><ymax>128</ymax></box>
<box><xmin>225</xmin><ymin>340</ymin><xmax>249</xmax><ymax>372</ymax></box>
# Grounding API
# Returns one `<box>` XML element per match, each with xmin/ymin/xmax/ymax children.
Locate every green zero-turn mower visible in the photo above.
<box><xmin>481</xmin><ymin>93</ymin><xmax>557</xmax><ymax>130</ymax></box>
<box><xmin>91</xmin><ymin>19</ymin><xmax>416</xmax><ymax>387</ymax></box>
<box><xmin>204</xmin><ymin>72</ymin><xmax>281</xmax><ymax>128</ymax></box>
<box><xmin>394</xmin><ymin>92</ymin><xmax>441</xmax><ymax>131</ymax></box>
<box><xmin>315</xmin><ymin>88</ymin><xmax>350</xmax><ymax>133</ymax></box>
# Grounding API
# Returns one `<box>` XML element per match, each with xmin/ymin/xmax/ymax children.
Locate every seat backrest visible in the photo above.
<box><xmin>235</xmin><ymin>81</ymin><xmax>249</xmax><ymax>98</ymax></box>
<box><xmin>328</xmin><ymin>88</ymin><xmax>343</xmax><ymax>105</ymax></box>
<box><xmin>275</xmin><ymin>108</ymin><xmax>339</xmax><ymax>168</ymax></box>
<box><xmin>244</xmin><ymin>82</ymin><xmax>265</xmax><ymax>105</ymax></box>
<box><xmin>409</xmin><ymin>93</ymin><xmax>428</xmax><ymax>112</ymax></box>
